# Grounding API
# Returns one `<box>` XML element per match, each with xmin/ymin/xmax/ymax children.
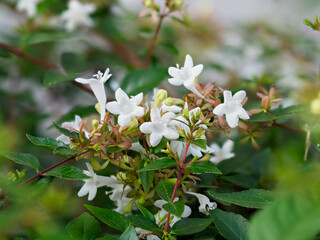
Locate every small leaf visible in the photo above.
<box><xmin>139</xmin><ymin>168</ymin><xmax>154</xmax><ymax>192</ymax></box>
<box><xmin>53</xmin><ymin>122</ymin><xmax>80</xmax><ymax>140</ymax></box>
<box><xmin>247</xmin><ymin>112</ymin><xmax>279</xmax><ymax>122</ymax></box>
<box><xmin>191</xmin><ymin>139</ymin><xmax>207</xmax><ymax>150</ymax></box>
<box><xmin>137</xmin><ymin>203</ymin><xmax>156</xmax><ymax>223</ymax></box>
<box><xmin>118</xmin><ymin>225</ymin><xmax>139</xmax><ymax>240</ymax></box>
<box><xmin>1</xmin><ymin>151</ymin><xmax>40</xmax><ymax>169</ymax></box>
<box><xmin>138</xmin><ymin>158</ymin><xmax>177</xmax><ymax>172</ymax></box>
<box><xmin>163</xmin><ymin>200</ymin><xmax>185</xmax><ymax>217</ymax></box>
<box><xmin>172</xmin><ymin>218</ymin><xmax>212</xmax><ymax>235</ymax></box>
<box><xmin>53</xmin><ymin>147</ymin><xmax>83</xmax><ymax>157</ymax></box>
<box><xmin>210</xmin><ymin>209</ymin><xmax>248</xmax><ymax>240</ymax></box>
<box><xmin>127</xmin><ymin>215</ymin><xmax>162</xmax><ymax>234</ymax></box>
<box><xmin>66</xmin><ymin>213</ymin><xmax>101</xmax><ymax>240</ymax></box>
<box><xmin>208</xmin><ymin>189</ymin><xmax>275</xmax><ymax>209</ymax></box>
<box><xmin>85</xmin><ymin>205</ymin><xmax>129</xmax><ymax>232</ymax></box>
<box><xmin>156</xmin><ymin>180</ymin><xmax>174</xmax><ymax>202</ymax></box>
<box><xmin>26</xmin><ymin>134</ymin><xmax>68</xmax><ymax>150</ymax></box>
<box><xmin>187</xmin><ymin>161</ymin><xmax>222</xmax><ymax>174</ymax></box>
<box><xmin>46</xmin><ymin>166</ymin><xmax>89</xmax><ymax>180</ymax></box>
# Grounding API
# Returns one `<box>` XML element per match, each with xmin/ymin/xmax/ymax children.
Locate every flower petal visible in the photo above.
<box><xmin>115</xmin><ymin>88</ymin><xmax>129</xmax><ymax>102</ymax></box>
<box><xmin>89</xmin><ymin>80</ymin><xmax>106</xmax><ymax>121</ymax></box>
<box><xmin>78</xmin><ymin>183</ymin><xmax>89</xmax><ymax>197</ymax></box>
<box><xmin>163</xmin><ymin>128</ymin><xmax>179</xmax><ymax>140</ymax></box>
<box><xmin>237</xmin><ymin>106</ymin><xmax>250</xmax><ymax>120</ymax></box>
<box><xmin>223</xmin><ymin>91</ymin><xmax>233</xmax><ymax>103</ymax></box>
<box><xmin>226</xmin><ymin>113</ymin><xmax>239</xmax><ymax>128</ymax></box>
<box><xmin>232</xmin><ymin>90</ymin><xmax>246</xmax><ymax>102</ymax></box>
<box><xmin>87</xmin><ymin>183</ymin><xmax>97</xmax><ymax>201</ymax></box>
<box><xmin>222</xmin><ymin>140</ymin><xmax>234</xmax><ymax>153</ymax></box>
<box><xmin>150</xmin><ymin>133</ymin><xmax>163</xmax><ymax>147</ymax></box>
<box><xmin>168</xmin><ymin>77</ymin><xmax>183</xmax><ymax>86</ymax></box>
<box><xmin>133</xmin><ymin>106</ymin><xmax>145</xmax><ymax>117</ymax></box>
<box><xmin>181</xmin><ymin>205</ymin><xmax>192</xmax><ymax>218</ymax></box>
<box><xmin>192</xmin><ymin>64</ymin><xmax>203</xmax><ymax>77</ymax></box>
<box><xmin>213</xmin><ymin>104</ymin><xmax>226</xmax><ymax>116</ymax></box>
<box><xmin>140</xmin><ymin>122</ymin><xmax>155</xmax><ymax>134</ymax></box>
<box><xmin>132</xmin><ymin>92</ymin><xmax>143</xmax><ymax>105</ymax></box>
<box><xmin>106</xmin><ymin>101</ymin><xmax>121</xmax><ymax>115</ymax></box>
<box><xmin>168</xmin><ymin>67</ymin><xmax>180</xmax><ymax>77</ymax></box>
<box><xmin>150</xmin><ymin>107</ymin><xmax>161</xmax><ymax>122</ymax></box>
<box><xmin>184</xmin><ymin>54</ymin><xmax>193</xmax><ymax>69</ymax></box>
<box><xmin>75</xmin><ymin>77</ymin><xmax>92</xmax><ymax>84</ymax></box>
<box><xmin>118</xmin><ymin>114</ymin><xmax>131</xmax><ymax>127</ymax></box>
<box><xmin>154</xmin><ymin>199</ymin><xmax>167</xmax><ymax>208</ymax></box>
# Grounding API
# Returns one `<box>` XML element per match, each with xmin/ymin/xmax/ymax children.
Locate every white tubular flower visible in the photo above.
<box><xmin>78</xmin><ymin>163</ymin><xmax>115</xmax><ymax>201</ymax></box>
<box><xmin>168</xmin><ymin>54</ymin><xmax>204</xmax><ymax>98</ymax></box>
<box><xmin>161</xmin><ymin>102</ymin><xmax>182</xmax><ymax>113</ymax></box>
<box><xmin>17</xmin><ymin>0</ymin><xmax>42</xmax><ymax>17</ymax></box>
<box><xmin>106</xmin><ymin>88</ymin><xmax>144</xmax><ymax>127</ymax></box>
<box><xmin>140</xmin><ymin>108</ymin><xmax>179</xmax><ymax>147</ymax></box>
<box><xmin>210</xmin><ymin>140</ymin><xmax>235</xmax><ymax>164</ymax></box>
<box><xmin>61</xmin><ymin>0</ymin><xmax>96</xmax><ymax>31</ymax></box>
<box><xmin>75</xmin><ymin>68</ymin><xmax>111</xmax><ymax>121</ymax></box>
<box><xmin>186</xmin><ymin>192</ymin><xmax>217</xmax><ymax>215</ymax></box>
<box><xmin>56</xmin><ymin>115</ymin><xmax>89</xmax><ymax>144</ymax></box>
<box><xmin>135</xmin><ymin>228</ymin><xmax>161</xmax><ymax>240</ymax></box>
<box><xmin>213</xmin><ymin>90</ymin><xmax>250</xmax><ymax>128</ymax></box>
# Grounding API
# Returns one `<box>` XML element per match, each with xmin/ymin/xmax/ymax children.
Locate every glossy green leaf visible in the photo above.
<box><xmin>163</xmin><ymin>200</ymin><xmax>185</xmax><ymax>217</ymax></box>
<box><xmin>138</xmin><ymin>158</ymin><xmax>177</xmax><ymax>172</ymax></box>
<box><xmin>127</xmin><ymin>215</ymin><xmax>162</xmax><ymax>233</ymax></box>
<box><xmin>156</xmin><ymin>180</ymin><xmax>174</xmax><ymax>202</ymax></box>
<box><xmin>53</xmin><ymin>122</ymin><xmax>80</xmax><ymax>140</ymax></box>
<box><xmin>118</xmin><ymin>225</ymin><xmax>139</xmax><ymax>240</ymax></box>
<box><xmin>1</xmin><ymin>151</ymin><xmax>40</xmax><ymax>169</ymax></box>
<box><xmin>187</xmin><ymin>161</ymin><xmax>222</xmax><ymax>174</ymax></box>
<box><xmin>140</xmin><ymin>169</ymin><xmax>154</xmax><ymax>192</ymax></box>
<box><xmin>46</xmin><ymin>166</ymin><xmax>89</xmax><ymax>180</ymax></box>
<box><xmin>137</xmin><ymin>203</ymin><xmax>156</xmax><ymax>223</ymax></box>
<box><xmin>172</xmin><ymin>218</ymin><xmax>212</xmax><ymax>235</ymax></box>
<box><xmin>191</xmin><ymin>139</ymin><xmax>207</xmax><ymax>150</ymax></box>
<box><xmin>66</xmin><ymin>213</ymin><xmax>101</xmax><ymax>240</ymax></box>
<box><xmin>208</xmin><ymin>189</ymin><xmax>275</xmax><ymax>209</ymax></box>
<box><xmin>247</xmin><ymin>112</ymin><xmax>279</xmax><ymax>122</ymax></box>
<box><xmin>210</xmin><ymin>209</ymin><xmax>248</xmax><ymax>240</ymax></box>
<box><xmin>53</xmin><ymin>147</ymin><xmax>83</xmax><ymax>157</ymax></box>
<box><xmin>221</xmin><ymin>174</ymin><xmax>259</xmax><ymax>189</ymax></box>
<box><xmin>272</xmin><ymin>104</ymin><xmax>309</xmax><ymax>116</ymax></box>
<box><xmin>85</xmin><ymin>205</ymin><xmax>129</xmax><ymax>232</ymax></box>
<box><xmin>26</xmin><ymin>134</ymin><xmax>68</xmax><ymax>150</ymax></box>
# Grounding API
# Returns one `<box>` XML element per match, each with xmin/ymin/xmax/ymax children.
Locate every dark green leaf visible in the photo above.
<box><xmin>85</xmin><ymin>205</ymin><xmax>129</xmax><ymax>232</ymax></box>
<box><xmin>61</xmin><ymin>52</ymin><xmax>86</xmax><ymax>73</ymax></box>
<box><xmin>43</xmin><ymin>71</ymin><xmax>74</xmax><ymax>88</ymax></box>
<box><xmin>127</xmin><ymin>215</ymin><xmax>161</xmax><ymax>233</ymax></box>
<box><xmin>46</xmin><ymin>166</ymin><xmax>89</xmax><ymax>180</ymax></box>
<box><xmin>53</xmin><ymin>147</ymin><xmax>83</xmax><ymax>157</ymax></box>
<box><xmin>163</xmin><ymin>200</ymin><xmax>185</xmax><ymax>217</ymax></box>
<box><xmin>159</xmin><ymin>43</ymin><xmax>179</xmax><ymax>55</ymax></box>
<box><xmin>187</xmin><ymin>161</ymin><xmax>222</xmax><ymax>174</ymax></box>
<box><xmin>53</xmin><ymin>122</ymin><xmax>80</xmax><ymax>140</ymax></box>
<box><xmin>140</xmin><ymin>169</ymin><xmax>154</xmax><ymax>192</ymax></box>
<box><xmin>138</xmin><ymin>158</ymin><xmax>177</xmax><ymax>172</ymax></box>
<box><xmin>24</xmin><ymin>32</ymin><xmax>72</xmax><ymax>45</ymax></box>
<box><xmin>26</xmin><ymin>134</ymin><xmax>68</xmax><ymax>150</ymax></box>
<box><xmin>1</xmin><ymin>151</ymin><xmax>40</xmax><ymax>169</ymax></box>
<box><xmin>210</xmin><ymin>209</ymin><xmax>248</xmax><ymax>240</ymax></box>
<box><xmin>105</xmin><ymin>146</ymin><xmax>122</xmax><ymax>153</ymax></box>
<box><xmin>118</xmin><ymin>225</ymin><xmax>139</xmax><ymax>240</ymax></box>
<box><xmin>156</xmin><ymin>180</ymin><xmax>174</xmax><ymax>202</ymax></box>
<box><xmin>136</xmin><ymin>203</ymin><xmax>156</xmax><ymax>223</ymax></box>
<box><xmin>247</xmin><ymin>112</ymin><xmax>279</xmax><ymax>122</ymax></box>
<box><xmin>222</xmin><ymin>174</ymin><xmax>259</xmax><ymax>189</ymax></box>
<box><xmin>272</xmin><ymin>104</ymin><xmax>309</xmax><ymax>116</ymax></box>
<box><xmin>191</xmin><ymin>139</ymin><xmax>207</xmax><ymax>150</ymax></box>
<box><xmin>96</xmin><ymin>237</ymin><xmax>118</xmax><ymax>240</ymax></box>
<box><xmin>66</xmin><ymin>213</ymin><xmax>101</xmax><ymax>240</ymax></box>
<box><xmin>208</xmin><ymin>189</ymin><xmax>275</xmax><ymax>209</ymax></box>
<box><xmin>172</xmin><ymin>218</ymin><xmax>212</xmax><ymax>235</ymax></box>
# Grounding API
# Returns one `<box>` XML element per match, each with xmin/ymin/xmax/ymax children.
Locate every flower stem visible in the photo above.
<box><xmin>19</xmin><ymin>150</ymin><xmax>89</xmax><ymax>187</ymax></box>
<box><xmin>165</xmin><ymin>142</ymin><xmax>190</xmax><ymax>233</ymax></box>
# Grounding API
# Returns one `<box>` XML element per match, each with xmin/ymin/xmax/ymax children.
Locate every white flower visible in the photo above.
<box><xmin>78</xmin><ymin>163</ymin><xmax>115</xmax><ymax>201</ymax></box>
<box><xmin>186</xmin><ymin>192</ymin><xmax>217</xmax><ymax>215</ymax></box>
<box><xmin>17</xmin><ymin>0</ymin><xmax>42</xmax><ymax>17</ymax></box>
<box><xmin>140</xmin><ymin>108</ymin><xmax>179</xmax><ymax>147</ymax></box>
<box><xmin>213</xmin><ymin>90</ymin><xmax>250</xmax><ymax>128</ymax></box>
<box><xmin>56</xmin><ymin>115</ymin><xmax>89</xmax><ymax>144</ymax></box>
<box><xmin>106</xmin><ymin>88</ymin><xmax>144</xmax><ymax>127</ymax></box>
<box><xmin>209</xmin><ymin>140</ymin><xmax>235</xmax><ymax>164</ymax></box>
<box><xmin>168</xmin><ymin>54</ymin><xmax>204</xmax><ymax>98</ymax></box>
<box><xmin>154</xmin><ymin>198</ymin><xmax>191</xmax><ymax>227</ymax></box>
<box><xmin>135</xmin><ymin>228</ymin><xmax>160</xmax><ymax>240</ymax></box>
<box><xmin>161</xmin><ymin>102</ymin><xmax>182</xmax><ymax>113</ymax></box>
<box><xmin>75</xmin><ymin>68</ymin><xmax>111</xmax><ymax>121</ymax></box>
<box><xmin>61</xmin><ymin>0</ymin><xmax>96</xmax><ymax>32</ymax></box>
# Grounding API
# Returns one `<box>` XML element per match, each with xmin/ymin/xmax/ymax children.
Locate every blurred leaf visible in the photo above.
<box><xmin>57</xmin><ymin>105</ymin><xmax>97</xmax><ymax>125</ymax></box>
<box><xmin>138</xmin><ymin>158</ymin><xmax>176</xmax><ymax>172</ymax></box>
<box><xmin>222</xmin><ymin>174</ymin><xmax>259</xmax><ymax>189</ymax></box>
<box><xmin>43</xmin><ymin>71</ymin><xmax>75</xmax><ymax>88</ymax></box>
<box><xmin>163</xmin><ymin>200</ymin><xmax>185</xmax><ymax>217</ymax></box>
<box><xmin>26</xmin><ymin>134</ymin><xmax>68</xmax><ymax>150</ymax></box>
<box><xmin>272</xmin><ymin>104</ymin><xmax>309</xmax><ymax>116</ymax></box>
<box><xmin>53</xmin><ymin>122</ymin><xmax>80</xmax><ymax>140</ymax></box>
<box><xmin>66</xmin><ymin>212</ymin><xmax>101</xmax><ymax>240</ymax></box>
<box><xmin>159</xmin><ymin>43</ymin><xmax>179</xmax><ymax>55</ymax></box>
<box><xmin>172</xmin><ymin>218</ymin><xmax>212</xmax><ymax>235</ymax></box>
<box><xmin>210</xmin><ymin>209</ymin><xmax>248</xmax><ymax>240</ymax></box>
<box><xmin>53</xmin><ymin>147</ymin><xmax>83</xmax><ymax>157</ymax></box>
<box><xmin>118</xmin><ymin>225</ymin><xmax>139</xmax><ymax>240</ymax></box>
<box><xmin>156</xmin><ymin>180</ymin><xmax>174</xmax><ymax>202</ymax></box>
<box><xmin>1</xmin><ymin>151</ymin><xmax>40</xmax><ymax>169</ymax></box>
<box><xmin>137</xmin><ymin>203</ymin><xmax>156</xmax><ymax>223</ymax></box>
<box><xmin>120</xmin><ymin>67</ymin><xmax>167</xmax><ymax>95</ymax></box>
<box><xmin>305</xmin><ymin>123</ymin><xmax>320</xmax><ymax>151</ymax></box>
<box><xmin>208</xmin><ymin>189</ymin><xmax>276</xmax><ymax>209</ymax></box>
<box><xmin>247</xmin><ymin>112</ymin><xmax>279</xmax><ymax>122</ymax></box>
<box><xmin>187</xmin><ymin>162</ymin><xmax>222</xmax><ymax>174</ymax></box>
<box><xmin>24</xmin><ymin>32</ymin><xmax>73</xmax><ymax>45</ymax></box>
<box><xmin>105</xmin><ymin>146</ymin><xmax>122</xmax><ymax>153</ymax></box>
<box><xmin>170</xmin><ymin>16</ymin><xmax>190</xmax><ymax>26</ymax></box>
<box><xmin>127</xmin><ymin>215</ymin><xmax>162</xmax><ymax>233</ymax></box>
<box><xmin>61</xmin><ymin>52</ymin><xmax>86</xmax><ymax>73</ymax></box>
<box><xmin>47</xmin><ymin>166</ymin><xmax>89</xmax><ymax>180</ymax></box>
<box><xmin>85</xmin><ymin>205</ymin><xmax>129</xmax><ymax>232</ymax></box>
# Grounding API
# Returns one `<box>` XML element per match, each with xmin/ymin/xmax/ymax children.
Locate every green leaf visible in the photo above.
<box><xmin>272</xmin><ymin>104</ymin><xmax>309</xmax><ymax>116</ymax></box>
<box><xmin>24</xmin><ymin>32</ymin><xmax>72</xmax><ymax>45</ymax></box>
<box><xmin>247</xmin><ymin>112</ymin><xmax>279</xmax><ymax>122</ymax></box>
<box><xmin>66</xmin><ymin>213</ymin><xmax>101</xmax><ymax>240</ymax></box>
<box><xmin>156</xmin><ymin>180</ymin><xmax>174</xmax><ymax>202</ymax></box>
<box><xmin>222</xmin><ymin>174</ymin><xmax>259</xmax><ymax>189</ymax></box>
<box><xmin>1</xmin><ymin>151</ymin><xmax>40</xmax><ymax>169</ymax></box>
<box><xmin>248</xmin><ymin>195</ymin><xmax>320</xmax><ymax>240</ymax></box>
<box><xmin>127</xmin><ymin>215</ymin><xmax>162</xmax><ymax>234</ymax></box>
<box><xmin>138</xmin><ymin>158</ymin><xmax>177</xmax><ymax>172</ymax></box>
<box><xmin>136</xmin><ymin>203</ymin><xmax>156</xmax><ymax>223</ymax></box>
<box><xmin>118</xmin><ymin>225</ymin><xmax>139</xmax><ymax>240</ymax></box>
<box><xmin>191</xmin><ymin>139</ymin><xmax>207</xmax><ymax>150</ymax></box>
<box><xmin>43</xmin><ymin>71</ymin><xmax>75</xmax><ymax>88</ymax></box>
<box><xmin>139</xmin><ymin>169</ymin><xmax>154</xmax><ymax>192</ymax></box>
<box><xmin>159</xmin><ymin>43</ymin><xmax>179</xmax><ymax>55</ymax></box>
<box><xmin>53</xmin><ymin>122</ymin><xmax>80</xmax><ymax>140</ymax></box>
<box><xmin>163</xmin><ymin>200</ymin><xmax>185</xmax><ymax>217</ymax></box>
<box><xmin>26</xmin><ymin>134</ymin><xmax>68</xmax><ymax>150</ymax></box>
<box><xmin>56</xmin><ymin>105</ymin><xmax>97</xmax><ymax>125</ymax></box>
<box><xmin>61</xmin><ymin>52</ymin><xmax>86</xmax><ymax>73</ymax></box>
<box><xmin>53</xmin><ymin>147</ymin><xmax>83</xmax><ymax>157</ymax></box>
<box><xmin>210</xmin><ymin>209</ymin><xmax>248</xmax><ymax>240</ymax></box>
<box><xmin>85</xmin><ymin>205</ymin><xmax>129</xmax><ymax>232</ymax></box>
<box><xmin>208</xmin><ymin>189</ymin><xmax>275</xmax><ymax>209</ymax></box>
<box><xmin>187</xmin><ymin>161</ymin><xmax>222</xmax><ymax>174</ymax></box>
<box><xmin>96</xmin><ymin>237</ymin><xmax>118</xmax><ymax>240</ymax></box>
<box><xmin>120</xmin><ymin>67</ymin><xmax>167</xmax><ymax>95</ymax></box>
<box><xmin>46</xmin><ymin>166</ymin><xmax>89</xmax><ymax>180</ymax></box>
<box><xmin>105</xmin><ymin>146</ymin><xmax>122</xmax><ymax>153</ymax></box>
<box><xmin>172</xmin><ymin>218</ymin><xmax>212</xmax><ymax>235</ymax></box>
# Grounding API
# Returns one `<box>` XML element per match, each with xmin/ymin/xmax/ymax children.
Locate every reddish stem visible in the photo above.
<box><xmin>165</xmin><ymin>142</ymin><xmax>190</xmax><ymax>233</ymax></box>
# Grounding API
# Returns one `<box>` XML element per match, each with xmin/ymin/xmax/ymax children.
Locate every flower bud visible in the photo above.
<box><xmin>138</xmin><ymin>196</ymin><xmax>146</xmax><ymax>204</ymax></box>
<box><xmin>154</xmin><ymin>89</ymin><xmax>168</xmax><ymax>108</ymax></box>
<box><xmin>92</xmin><ymin>119</ymin><xmax>99</xmax><ymax>131</ymax></box>
<box><xmin>164</xmin><ymin>97</ymin><xmax>184</xmax><ymax>106</ymax></box>
<box><xmin>95</xmin><ymin>103</ymin><xmax>101</xmax><ymax>115</ymax></box>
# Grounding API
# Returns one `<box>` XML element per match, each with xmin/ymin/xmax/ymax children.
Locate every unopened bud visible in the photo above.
<box><xmin>154</xmin><ymin>89</ymin><xmax>168</xmax><ymax>108</ymax></box>
<box><xmin>95</xmin><ymin>103</ymin><xmax>101</xmax><ymax>115</ymax></box>
<box><xmin>92</xmin><ymin>119</ymin><xmax>99</xmax><ymax>130</ymax></box>
<box><xmin>164</xmin><ymin>97</ymin><xmax>184</xmax><ymax>106</ymax></box>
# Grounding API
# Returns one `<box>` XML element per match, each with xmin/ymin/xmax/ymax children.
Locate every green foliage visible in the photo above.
<box><xmin>53</xmin><ymin>122</ymin><xmax>80</xmax><ymax>140</ymax></box>
<box><xmin>137</xmin><ymin>202</ymin><xmax>156</xmax><ymax>222</ymax></box>
<box><xmin>53</xmin><ymin>147</ymin><xmax>83</xmax><ymax>157</ymax></box>
<box><xmin>127</xmin><ymin>215</ymin><xmax>162</xmax><ymax>233</ymax></box>
<box><xmin>26</xmin><ymin>134</ymin><xmax>68</xmax><ymax>150</ymax></box>
<box><xmin>191</xmin><ymin>139</ymin><xmax>207</xmax><ymax>150</ymax></box>
<box><xmin>139</xmin><ymin>167</ymin><xmax>154</xmax><ymax>192</ymax></box>
<box><xmin>304</xmin><ymin>16</ymin><xmax>320</xmax><ymax>32</ymax></box>
<box><xmin>118</xmin><ymin>225</ymin><xmax>139</xmax><ymax>240</ymax></box>
<box><xmin>247</xmin><ymin>112</ymin><xmax>279</xmax><ymax>122</ymax></box>
<box><xmin>171</xmin><ymin>218</ymin><xmax>212</xmax><ymax>235</ymax></box>
<box><xmin>56</xmin><ymin>106</ymin><xmax>97</xmax><ymax>125</ymax></box>
<box><xmin>156</xmin><ymin>180</ymin><xmax>174</xmax><ymax>202</ymax></box>
<box><xmin>187</xmin><ymin>161</ymin><xmax>222</xmax><ymax>174</ymax></box>
<box><xmin>66</xmin><ymin>213</ymin><xmax>101</xmax><ymax>240</ymax></box>
<box><xmin>138</xmin><ymin>157</ymin><xmax>177</xmax><ymax>172</ymax></box>
<box><xmin>46</xmin><ymin>166</ymin><xmax>89</xmax><ymax>180</ymax></box>
<box><xmin>1</xmin><ymin>151</ymin><xmax>40</xmax><ymax>169</ymax></box>
<box><xmin>163</xmin><ymin>200</ymin><xmax>185</xmax><ymax>217</ymax></box>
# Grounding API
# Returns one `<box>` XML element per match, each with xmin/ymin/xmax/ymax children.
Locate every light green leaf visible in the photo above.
<box><xmin>53</xmin><ymin>147</ymin><xmax>83</xmax><ymax>157</ymax></box>
<box><xmin>163</xmin><ymin>200</ymin><xmax>185</xmax><ymax>217</ymax></box>
<box><xmin>85</xmin><ymin>205</ymin><xmax>129</xmax><ymax>232</ymax></box>
<box><xmin>1</xmin><ymin>151</ymin><xmax>40</xmax><ymax>169</ymax></box>
<box><xmin>127</xmin><ymin>215</ymin><xmax>162</xmax><ymax>234</ymax></box>
<box><xmin>208</xmin><ymin>189</ymin><xmax>275</xmax><ymax>209</ymax></box>
<box><xmin>46</xmin><ymin>166</ymin><xmax>89</xmax><ymax>180</ymax></box>
<box><xmin>66</xmin><ymin>213</ymin><xmax>101</xmax><ymax>240</ymax></box>
<box><xmin>187</xmin><ymin>161</ymin><xmax>222</xmax><ymax>174</ymax></box>
<box><xmin>156</xmin><ymin>180</ymin><xmax>174</xmax><ymax>202</ymax></box>
<box><xmin>210</xmin><ymin>209</ymin><xmax>248</xmax><ymax>240</ymax></box>
<box><xmin>138</xmin><ymin>158</ymin><xmax>177</xmax><ymax>172</ymax></box>
<box><xmin>26</xmin><ymin>134</ymin><xmax>68</xmax><ymax>150</ymax></box>
<box><xmin>118</xmin><ymin>225</ymin><xmax>139</xmax><ymax>240</ymax></box>
<box><xmin>247</xmin><ymin>112</ymin><xmax>279</xmax><ymax>122</ymax></box>
<box><xmin>172</xmin><ymin>218</ymin><xmax>212</xmax><ymax>235</ymax></box>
